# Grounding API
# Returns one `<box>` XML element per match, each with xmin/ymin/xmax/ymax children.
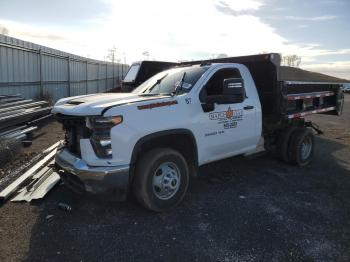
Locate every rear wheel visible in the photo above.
<box><xmin>288</xmin><ymin>128</ymin><xmax>314</xmax><ymax>166</ymax></box>
<box><xmin>277</xmin><ymin>126</ymin><xmax>298</xmax><ymax>163</ymax></box>
<box><xmin>132</xmin><ymin>148</ymin><xmax>189</xmax><ymax>212</ymax></box>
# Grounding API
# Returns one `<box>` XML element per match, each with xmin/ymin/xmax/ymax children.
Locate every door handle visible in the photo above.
<box><xmin>244</xmin><ymin>105</ymin><xmax>254</xmax><ymax>110</ymax></box>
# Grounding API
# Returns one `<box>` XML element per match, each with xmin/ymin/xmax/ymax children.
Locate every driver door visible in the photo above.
<box><xmin>197</xmin><ymin>67</ymin><xmax>257</xmax><ymax>163</ymax></box>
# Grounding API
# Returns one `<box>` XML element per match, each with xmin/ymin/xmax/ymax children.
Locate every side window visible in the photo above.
<box><xmin>205</xmin><ymin>68</ymin><xmax>241</xmax><ymax>96</ymax></box>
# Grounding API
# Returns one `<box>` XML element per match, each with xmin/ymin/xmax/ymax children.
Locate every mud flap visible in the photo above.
<box><xmin>336</xmin><ymin>90</ymin><xmax>344</xmax><ymax>116</ymax></box>
<box><xmin>323</xmin><ymin>87</ymin><xmax>344</xmax><ymax>116</ymax></box>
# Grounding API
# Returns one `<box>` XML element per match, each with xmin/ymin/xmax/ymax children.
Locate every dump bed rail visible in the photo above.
<box><xmin>281</xmin><ymin>81</ymin><xmax>344</xmax><ymax>119</ymax></box>
<box><xmin>286</xmin><ymin>91</ymin><xmax>334</xmax><ymax>101</ymax></box>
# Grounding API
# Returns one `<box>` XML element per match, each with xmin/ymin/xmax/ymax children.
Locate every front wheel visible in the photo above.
<box><xmin>132</xmin><ymin>148</ymin><xmax>189</xmax><ymax>212</ymax></box>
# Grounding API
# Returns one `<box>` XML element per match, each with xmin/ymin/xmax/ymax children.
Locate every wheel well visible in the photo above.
<box><xmin>130</xmin><ymin>130</ymin><xmax>198</xmax><ymax>182</ymax></box>
<box><xmin>264</xmin><ymin>118</ymin><xmax>307</xmax><ymax>150</ymax></box>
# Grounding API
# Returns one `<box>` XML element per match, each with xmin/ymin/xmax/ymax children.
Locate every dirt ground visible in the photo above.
<box><xmin>0</xmin><ymin>95</ymin><xmax>349</xmax><ymax>262</ymax></box>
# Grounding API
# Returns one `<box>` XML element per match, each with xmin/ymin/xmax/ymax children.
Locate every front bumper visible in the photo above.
<box><xmin>55</xmin><ymin>147</ymin><xmax>130</xmax><ymax>201</ymax></box>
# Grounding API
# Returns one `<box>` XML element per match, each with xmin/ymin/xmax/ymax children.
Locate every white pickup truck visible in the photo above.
<box><xmin>53</xmin><ymin>53</ymin><xmax>344</xmax><ymax>211</ymax></box>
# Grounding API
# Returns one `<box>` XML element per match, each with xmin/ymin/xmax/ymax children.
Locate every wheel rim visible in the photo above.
<box><xmin>301</xmin><ymin>136</ymin><xmax>312</xmax><ymax>160</ymax></box>
<box><xmin>152</xmin><ymin>162</ymin><xmax>181</xmax><ymax>200</ymax></box>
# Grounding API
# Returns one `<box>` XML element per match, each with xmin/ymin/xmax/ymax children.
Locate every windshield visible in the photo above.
<box><xmin>123</xmin><ymin>64</ymin><xmax>140</xmax><ymax>82</ymax></box>
<box><xmin>132</xmin><ymin>66</ymin><xmax>208</xmax><ymax>95</ymax></box>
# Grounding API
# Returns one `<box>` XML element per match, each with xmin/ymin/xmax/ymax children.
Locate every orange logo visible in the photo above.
<box><xmin>226</xmin><ymin>107</ymin><xmax>233</xmax><ymax>119</ymax></box>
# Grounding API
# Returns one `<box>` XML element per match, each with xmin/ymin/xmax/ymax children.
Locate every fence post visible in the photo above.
<box><xmin>105</xmin><ymin>63</ymin><xmax>107</xmax><ymax>91</ymax></box>
<box><xmin>39</xmin><ymin>49</ymin><xmax>43</xmax><ymax>99</ymax></box>
<box><xmin>97</xmin><ymin>63</ymin><xmax>100</xmax><ymax>93</ymax></box>
<box><xmin>112</xmin><ymin>62</ymin><xmax>115</xmax><ymax>90</ymax></box>
<box><xmin>67</xmin><ymin>56</ymin><xmax>71</xmax><ymax>97</ymax></box>
<box><xmin>117</xmin><ymin>63</ymin><xmax>120</xmax><ymax>87</ymax></box>
<box><xmin>85</xmin><ymin>60</ymin><xmax>88</xmax><ymax>94</ymax></box>
<box><xmin>121</xmin><ymin>64</ymin><xmax>124</xmax><ymax>81</ymax></box>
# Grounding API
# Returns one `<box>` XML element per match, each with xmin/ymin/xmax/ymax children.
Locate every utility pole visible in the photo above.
<box><xmin>107</xmin><ymin>46</ymin><xmax>116</xmax><ymax>63</ymax></box>
<box><xmin>107</xmin><ymin>46</ymin><xmax>116</xmax><ymax>89</ymax></box>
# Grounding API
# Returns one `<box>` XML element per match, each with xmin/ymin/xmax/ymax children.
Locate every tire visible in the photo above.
<box><xmin>288</xmin><ymin>128</ymin><xmax>314</xmax><ymax>166</ymax></box>
<box><xmin>277</xmin><ymin>126</ymin><xmax>298</xmax><ymax>163</ymax></box>
<box><xmin>132</xmin><ymin>148</ymin><xmax>189</xmax><ymax>212</ymax></box>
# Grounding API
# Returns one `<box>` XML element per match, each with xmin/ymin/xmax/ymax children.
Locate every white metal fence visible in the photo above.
<box><xmin>0</xmin><ymin>35</ymin><xmax>129</xmax><ymax>102</ymax></box>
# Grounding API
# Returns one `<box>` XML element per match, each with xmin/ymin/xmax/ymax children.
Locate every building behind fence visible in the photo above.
<box><xmin>0</xmin><ymin>35</ymin><xmax>129</xmax><ymax>102</ymax></box>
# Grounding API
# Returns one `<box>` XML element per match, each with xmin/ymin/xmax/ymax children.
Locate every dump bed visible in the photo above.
<box><xmin>180</xmin><ymin>54</ymin><xmax>345</xmax><ymax>121</ymax></box>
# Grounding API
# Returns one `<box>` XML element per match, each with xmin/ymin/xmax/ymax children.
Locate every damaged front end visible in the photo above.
<box><xmin>53</xmin><ymin>114</ymin><xmax>129</xmax><ymax>201</ymax></box>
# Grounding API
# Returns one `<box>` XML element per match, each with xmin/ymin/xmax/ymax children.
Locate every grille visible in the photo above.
<box><xmin>55</xmin><ymin>114</ymin><xmax>91</xmax><ymax>157</ymax></box>
<box><xmin>65</xmin><ymin>125</ymin><xmax>91</xmax><ymax>156</ymax></box>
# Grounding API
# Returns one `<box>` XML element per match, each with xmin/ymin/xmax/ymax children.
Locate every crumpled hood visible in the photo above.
<box><xmin>51</xmin><ymin>93</ymin><xmax>167</xmax><ymax>116</ymax></box>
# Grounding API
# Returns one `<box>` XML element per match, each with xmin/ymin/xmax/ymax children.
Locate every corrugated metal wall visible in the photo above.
<box><xmin>0</xmin><ymin>35</ymin><xmax>129</xmax><ymax>102</ymax></box>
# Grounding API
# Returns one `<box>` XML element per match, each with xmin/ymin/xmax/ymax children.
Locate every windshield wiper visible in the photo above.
<box><xmin>171</xmin><ymin>72</ymin><xmax>186</xmax><ymax>96</ymax></box>
<box><xmin>138</xmin><ymin>74</ymin><xmax>168</xmax><ymax>96</ymax></box>
<box><xmin>148</xmin><ymin>74</ymin><xmax>168</xmax><ymax>92</ymax></box>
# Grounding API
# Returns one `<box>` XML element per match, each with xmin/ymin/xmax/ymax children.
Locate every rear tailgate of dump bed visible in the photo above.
<box><xmin>280</xmin><ymin>81</ymin><xmax>344</xmax><ymax>119</ymax></box>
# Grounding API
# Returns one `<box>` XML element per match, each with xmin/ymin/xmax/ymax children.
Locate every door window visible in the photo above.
<box><xmin>200</xmin><ymin>68</ymin><xmax>242</xmax><ymax>101</ymax></box>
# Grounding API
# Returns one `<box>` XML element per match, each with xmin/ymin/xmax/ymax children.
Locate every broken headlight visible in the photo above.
<box><xmin>87</xmin><ymin>115</ymin><xmax>123</xmax><ymax>158</ymax></box>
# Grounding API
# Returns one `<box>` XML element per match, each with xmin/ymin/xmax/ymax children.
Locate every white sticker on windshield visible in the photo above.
<box><xmin>175</xmin><ymin>81</ymin><xmax>192</xmax><ymax>89</ymax></box>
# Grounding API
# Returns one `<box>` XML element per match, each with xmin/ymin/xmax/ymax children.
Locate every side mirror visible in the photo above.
<box><xmin>201</xmin><ymin>102</ymin><xmax>215</xmax><ymax>113</ymax></box>
<box><xmin>223</xmin><ymin>78</ymin><xmax>245</xmax><ymax>102</ymax></box>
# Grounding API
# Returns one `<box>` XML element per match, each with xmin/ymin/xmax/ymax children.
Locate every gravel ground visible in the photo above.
<box><xmin>0</xmin><ymin>95</ymin><xmax>349</xmax><ymax>262</ymax></box>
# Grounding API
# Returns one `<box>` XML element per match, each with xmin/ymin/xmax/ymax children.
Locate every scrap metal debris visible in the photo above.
<box><xmin>0</xmin><ymin>141</ymin><xmax>62</xmax><ymax>204</ymax></box>
<box><xmin>46</xmin><ymin>214</ymin><xmax>54</xmax><ymax>220</ymax></box>
<box><xmin>11</xmin><ymin>164</ymin><xmax>60</xmax><ymax>202</ymax></box>
<box><xmin>0</xmin><ymin>94</ymin><xmax>52</xmax><ymax>147</ymax></box>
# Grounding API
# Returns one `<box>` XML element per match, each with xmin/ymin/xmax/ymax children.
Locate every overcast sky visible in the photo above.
<box><xmin>0</xmin><ymin>0</ymin><xmax>349</xmax><ymax>79</ymax></box>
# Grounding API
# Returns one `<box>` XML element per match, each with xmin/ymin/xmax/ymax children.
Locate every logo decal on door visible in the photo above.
<box><xmin>209</xmin><ymin>107</ymin><xmax>243</xmax><ymax>121</ymax></box>
<box><xmin>225</xmin><ymin>107</ymin><xmax>234</xmax><ymax>119</ymax></box>
<box><xmin>209</xmin><ymin>107</ymin><xmax>243</xmax><ymax>129</ymax></box>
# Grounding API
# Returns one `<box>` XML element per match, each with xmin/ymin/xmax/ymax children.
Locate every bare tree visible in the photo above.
<box><xmin>282</xmin><ymin>54</ymin><xmax>301</xmax><ymax>67</ymax></box>
<box><xmin>0</xmin><ymin>25</ymin><xmax>9</xmax><ymax>36</ymax></box>
<box><xmin>209</xmin><ymin>53</ymin><xmax>228</xmax><ymax>59</ymax></box>
<box><xmin>142</xmin><ymin>51</ymin><xmax>150</xmax><ymax>60</ymax></box>
<box><xmin>215</xmin><ymin>53</ymin><xmax>228</xmax><ymax>59</ymax></box>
